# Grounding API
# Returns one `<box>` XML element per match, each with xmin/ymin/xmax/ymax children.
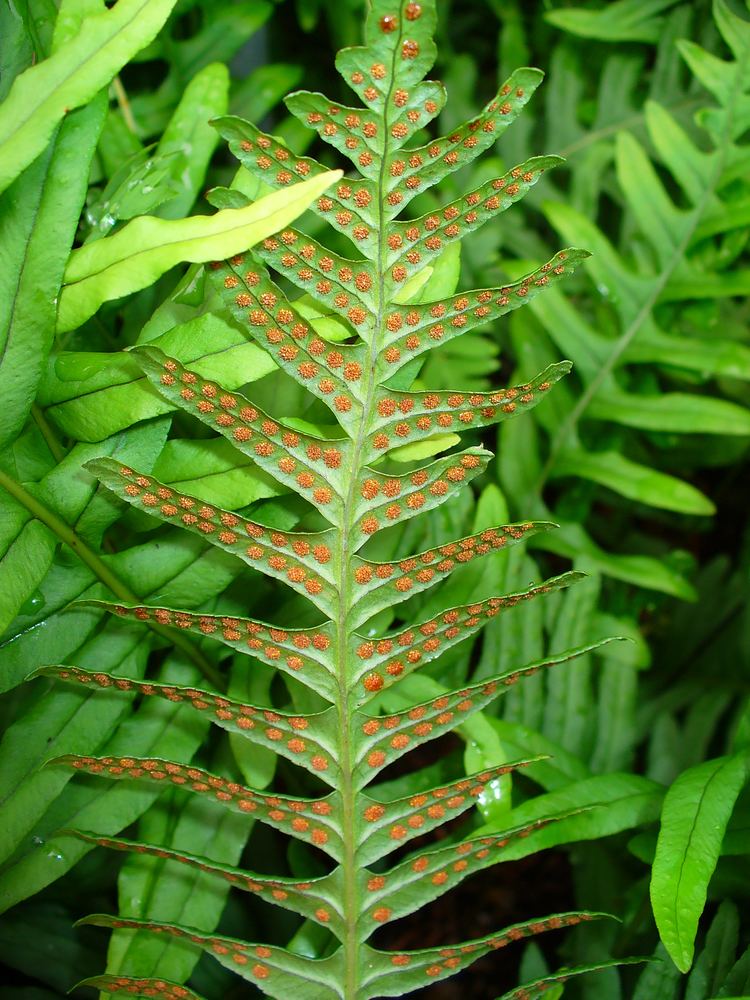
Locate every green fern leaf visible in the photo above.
<box><xmin>33</xmin><ymin>1</ymin><xmax>634</xmax><ymax>996</ymax></box>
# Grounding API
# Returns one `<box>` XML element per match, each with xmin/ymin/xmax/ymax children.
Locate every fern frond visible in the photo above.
<box><xmin>46</xmin><ymin>2</ymin><xmax>614</xmax><ymax>996</ymax></box>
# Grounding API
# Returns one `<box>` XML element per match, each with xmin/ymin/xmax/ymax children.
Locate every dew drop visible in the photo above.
<box><xmin>477</xmin><ymin>778</ymin><xmax>505</xmax><ymax>812</ymax></box>
<box><xmin>19</xmin><ymin>590</ymin><xmax>45</xmax><ymax>615</ymax></box>
<box><xmin>32</xmin><ymin>835</ymin><xmax>45</xmax><ymax>846</ymax></box>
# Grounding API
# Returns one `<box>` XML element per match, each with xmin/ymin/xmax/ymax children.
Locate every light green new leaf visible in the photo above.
<box><xmin>387</xmin><ymin>433</ymin><xmax>461</xmax><ymax>463</ymax></box>
<box><xmin>57</xmin><ymin>169</ymin><xmax>342</xmax><ymax>331</ymax></box>
<box><xmin>651</xmin><ymin>754</ymin><xmax>749</xmax><ymax>972</ymax></box>
<box><xmin>0</xmin><ymin>0</ymin><xmax>179</xmax><ymax>195</ymax></box>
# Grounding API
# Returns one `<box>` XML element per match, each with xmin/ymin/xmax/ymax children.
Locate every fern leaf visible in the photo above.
<box><xmin>510</xmin><ymin>0</ymin><xmax>750</xmax><ymax>592</ymax></box>
<box><xmin>348</xmin><ymin>578</ymin><xmax>582</xmax><ymax>694</ymax></box>
<box><xmin>49</xmin><ymin>1</ymin><xmax>615</xmax><ymax>995</ymax></box>
<box><xmin>349</xmin><ymin>527</ymin><xmax>567</xmax><ymax>624</ymax></box>
<box><xmin>50</xmin><ymin>754</ymin><xmax>341</xmax><ymax>849</ymax></box>
<box><xmin>87</xmin><ymin>458</ymin><xmax>339</xmax><ymax>613</ymax></box>
<box><xmin>363</xmin><ymin>913</ymin><xmax>602</xmax><ymax>997</ymax></box>
<box><xmin>133</xmin><ymin>346</ymin><xmax>351</xmax><ymax>499</ymax></box>
<box><xmin>356</xmin><ymin>757</ymin><xmax>544</xmax><ymax>864</ymax></box>
<box><xmin>76</xmin><ymin>974</ymin><xmax>207</xmax><ymax>1000</ymax></box>
<box><xmin>40</xmin><ymin>666</ymin><xmax>338</xmax><ymax>773</ymax></box>
<box><xmin>76</xmin><ymin>601</ymin><xmax>336</xmax><ymax>685</ymax></box>
<box><xmin>494</xmin><ymin>957</ymin><xmax>648</xmax><ymax>999</ymax></box>
<box><xmin>352</xmin><ymin>638</ymin><xmax>616</xmax><ymax>780</ymax></box>
<box><xmin>378</xmin><ymin>250</ymin><xmax>587</xmax><ymax>366</ymax></box>
<box><xmin>69</xmin><ymin>830</ymin><xmax>340</xmax><ymax>927</ymax></box>
<box><xmin>79</xmin><ymin>914</ymin><xmax>343</xmax><ymax>999</ymax></box>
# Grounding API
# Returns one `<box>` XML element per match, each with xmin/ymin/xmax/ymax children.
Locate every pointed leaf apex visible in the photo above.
<box><xmin>42</xmin><ymin>754</ymin><xmax>68</xmax><ymax>769</ymax></box>
<box><xmin>533</xmin><ymin>520</ymin><xmax>560</xmax><ymax>533</ymax></box>
<box><xmin>505</xmin><ymin>66</ymin><xmax>545</xmax><ymax>92</ymax></box>
<box><xmin>129</xmin><ymin>344</ymin><xmax>165</xmax><ymax>361</ymax></box>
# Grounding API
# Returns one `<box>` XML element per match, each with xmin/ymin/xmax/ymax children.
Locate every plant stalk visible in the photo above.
<box><xmin>332</xmin><ymin>26</ymin><xmax>403</xmax><ymax>996</ymax></box>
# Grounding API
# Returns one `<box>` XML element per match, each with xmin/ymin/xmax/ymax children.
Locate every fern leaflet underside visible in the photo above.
<box><xmin>42</xmin><ymin>1</ymin><xmax>611</xmax><ymax>997</ymax></box>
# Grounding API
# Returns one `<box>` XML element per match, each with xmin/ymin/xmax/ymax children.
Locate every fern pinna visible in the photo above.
<box><xmin>38</xmin><ymin>2</ymin><xmax>613</xmax><ymax>997</ymax></box>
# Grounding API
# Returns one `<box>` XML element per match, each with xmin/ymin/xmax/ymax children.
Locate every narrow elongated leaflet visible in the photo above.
<box><xmin>651</xmin><ymin>754</ymin><xmax>748</xmax><ymax>972</ymax></box>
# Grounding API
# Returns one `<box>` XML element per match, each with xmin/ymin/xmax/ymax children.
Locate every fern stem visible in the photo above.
<box><xmin>337</xmin><ymin>306</ymin><xmax>383</xmax><ymax>999</ymax></box>
<box><xmin>331</xmin><ymin>23</ymin><xmax>406</xmax><ymax>996</ymax></box>
<box><xmin>539</xmin><ymin>46</ymin><xmax>748</xmax><ymax>492</ymax></box>
<box><xmin>334</xmin><ymin>440</ymin><xmax>365</xmax><ymax>996</ymax></box>
<box><xmin>31</xmin><ymin>403</ymin><xmax>67</xmax><ymax>464</ymax></box>
<box><xmin>0</xmin><ymin>467</ymin><xmax>223</xmax><ymax>688</ymax></box>
<box><xmin>111</xmin><ymin>75</ymin><xmax>138</xmax><ymax>134</ymax></box>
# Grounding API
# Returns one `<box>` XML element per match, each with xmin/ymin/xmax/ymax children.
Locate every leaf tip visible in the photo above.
<box><xmin>518</xmin><ymin>66</ymin><xmax>545</xmax><ymax>84</ymax></box>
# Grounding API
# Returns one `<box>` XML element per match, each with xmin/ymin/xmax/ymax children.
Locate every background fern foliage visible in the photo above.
<box><xmin>1</xmin><ymin>1</ymin><xmax>750</xmax><ymax>999</ymax></box>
